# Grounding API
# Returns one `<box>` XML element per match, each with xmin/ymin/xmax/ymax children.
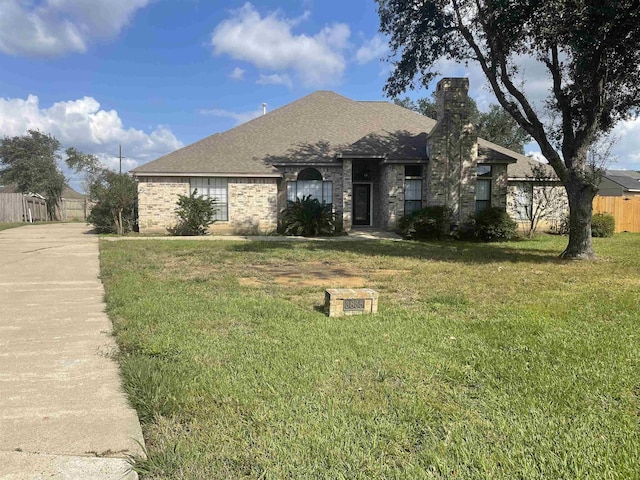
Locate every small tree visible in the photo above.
<box><xmin>509</xmin><ymin>164</ymin><xmax>568</xmax><ymax>237</ymax></box>
<box><xmin>169</xmin><ymin>189</ymin><xmax>217</xmax><ymax>236</ymax></box>
<box><xmin>66</xmin><ymin>149</ymin><xmax>138</xmax><ymax>235</ymax></box>
<box><xmin>87</xmin><ymin>172</ymin><xmax>138</xmax><ymax>235</ymax></box>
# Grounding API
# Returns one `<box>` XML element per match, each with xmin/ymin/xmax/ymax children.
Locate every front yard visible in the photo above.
<box><xmin>100</xmin><ymin>235</ymin><xmax>640</xmax><ymax>479</ymax></box>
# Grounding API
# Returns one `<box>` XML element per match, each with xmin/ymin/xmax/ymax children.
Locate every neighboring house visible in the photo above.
<box><xmin>598</xmin><ymin>170</ymin><xmax>640</xmax><ymax>197</ymax></box>
<box><xmin>506</xmin><ymin>156</ymin><xmax>568</xmax><ymax>233</ymax></box>
<box><xmin>133</xmin><ymin>78</ymin><xmax>528</xmax><ymax>234</ymax></box>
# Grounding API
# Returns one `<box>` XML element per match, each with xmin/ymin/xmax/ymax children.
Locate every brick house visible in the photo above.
<box><xmin>133</xmin><ymin>78</ymin><xmax>530</xmax><ymax>234</ymax></box>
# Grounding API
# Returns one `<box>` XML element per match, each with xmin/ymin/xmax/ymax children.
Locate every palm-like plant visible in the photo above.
<box><xmin>281</xmin><ymin>195</ymin><xmax>335</xmax><ymax>237</ymax></box>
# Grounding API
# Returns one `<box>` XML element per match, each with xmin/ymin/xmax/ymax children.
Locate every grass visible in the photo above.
<box><xmin>99</xmin><ymin>234</ymin><xmax>640</xmax><ymax>479</ymax></box>
<box><xmin>0</xmin><ymin>221</ymin><xmax>72</xmax><ymax>232</ymax></box>
<box><xmin>0</xmin><ymin>222</ymin><xmax>29</xmax><ymax>231</ymax></box>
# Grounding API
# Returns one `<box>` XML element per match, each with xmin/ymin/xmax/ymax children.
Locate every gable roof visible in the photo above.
<box><xmin>507</xmin><ymin>154</ymin><xmax>557</xmax><ymax>180</ymax></box>
<box><xmin>132</xmin><ymin>91</ymin><xmax>524</xmax><ymax>176</ymax></box>
<box><xmin>603</xmin><ymin>170</ymin><xmax>640</xmax><ymax>191</ymax></box>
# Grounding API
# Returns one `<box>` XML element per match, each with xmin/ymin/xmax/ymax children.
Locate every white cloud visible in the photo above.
<box><xmin>610</xmin><ymin>117</ymin><xmax>640</xmax><ymax>169</ymax></box>
<box><xmin>256</xmin><ymin>73</ymin><xmax>292</xmax><ymax>88</ymax></box>
<box><xmin>210</xmin><ymin>2</ymin><xmax>350</xmax><ymax>87</ymax></box>
<box><xmin>0</xmin><ymin>95</ymin><xmax>182</xmax><ymax>172</ymax></box>
<box><xmin>0</xmin><ymin>0</ymin><xmax>150</xmax><ymax>56</ymax></box>
<box><xmin>355</xmin><ymin>34</ymin><xmax>389</xmax><ymax>65</ymax></box>
<box><xmin>199</xmin><ymin>107</ymin><xmax>263</xmax><ymax>126</ymax></box>
<box><xmin>230</xmin><ymin>67</ymin><xmax>245</xmax><ymax>80</ymax></box>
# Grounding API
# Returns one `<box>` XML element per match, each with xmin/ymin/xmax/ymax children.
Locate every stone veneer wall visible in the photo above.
<box><xmin>137</xmin><ymin>176</ymin><xmax>190</xmax><ymax>233</ymax></box>
<box><xmin>378</xmin><ymin>164</ymin><xmax>405</xmax><ymax>230</ymax></box>
<box><xmin>426</xmin><ymin>78</ymin><xmax>479</xmax><ymax>224</ymax></box>
<box><xmin>342</xmin><ymin>160</ymin><xmax>353</xmax><ymax>231</ymax></box>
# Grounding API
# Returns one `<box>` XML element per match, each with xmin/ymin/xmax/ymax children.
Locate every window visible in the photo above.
<box><xmin>513</xmin><ymin>183</ymin><xmax>533</xmax><ymax>220</ymax></box>
<box><xmin>404</xmin><ymin>165</ymin><xmax>422</xmax><ymax>215</ymax></box>
<box><xmin>476</xmin><ymin>165</ymin><xmax>492</xmax><ymax>212</ymax></box>
<box><xmin>287</xmin><ymin>168</ymin><xmax>333</xmax><ymax>204</ymax></box>
<box><xmin>190</xmin><ymin>178</ymin><xmax>228</xmax><ymax>221</ymax></box>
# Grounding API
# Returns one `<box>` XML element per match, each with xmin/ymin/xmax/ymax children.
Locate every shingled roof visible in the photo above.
<box><xmin>603</xmin><ymin>170</ymin><xmax>640</xmax><ymax>192</ymax></box>
<box><xmin>132</xmin><ymin>91</ymin><xmax>525</xmax><ymax>176</ymax></box>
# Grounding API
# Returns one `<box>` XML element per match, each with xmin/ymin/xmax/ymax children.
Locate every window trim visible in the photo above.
<box><xmin>286</xmin><ymin>179</ymin><xmax>333</xmax><ymax>205</ymax></box>
<box><xmin>190</xmin><ymin>177</ymin><xmax>229</xmax><ymax>222</ymax></box>
<box><xmin>404</xmin><ymin>165</ymin><xmax>423</xmax><ymax>216</ymax></box>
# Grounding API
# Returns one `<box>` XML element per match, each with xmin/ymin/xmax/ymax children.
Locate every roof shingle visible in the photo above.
<box><xmin>132</xmin><ymin>90</ymin><xmax>532</xmax><ymax>176</ymax></box>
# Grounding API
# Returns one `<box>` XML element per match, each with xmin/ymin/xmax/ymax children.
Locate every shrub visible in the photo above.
<box><xmin>553</xmin><ymin>212</ymin><xmax>615</xmax><ymax>237</ymax></box>
<box><xmin>591</xmin><ymin>212</ymin><xmax>615</xmax><ymax>237</ymax></box>
<box><xmin>397</xmin><ymin>206</ymin><xmax>452</xmax><ymax>240</ymax></box>
<box><xmin>281</xmin><ymin>195</ymin><xmax>335</xmax><ymax>237</ymax></box>
<box><xmin>87</xmin><ymin>172</ymin><xmax>138</xmax><ymax>235</ymax></box>
<box><xmin>473</xmin><ymin>207</ymin><xmax>517</xmax><ymax>242</ymax></box>
<box><xmin>169</xmin><ymin>189</ymin><xmax>217</xmax><ymax>236</ymax></box>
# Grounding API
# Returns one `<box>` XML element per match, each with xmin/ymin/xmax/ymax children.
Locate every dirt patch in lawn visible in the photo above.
<box><xmin>237</xmin><ymin>263</ymin><xmax>408</xmax><ymax>288</ymax></box>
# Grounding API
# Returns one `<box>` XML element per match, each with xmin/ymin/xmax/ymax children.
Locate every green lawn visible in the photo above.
<box><xmin>100</xmin><ymin>235</ymin><xmax>640</xmax><ymax>479</ymax></box>
<box><xmin>0</xmin><ymin>222</ymin><xmax>28</xmax><ymax>231</ymax></box>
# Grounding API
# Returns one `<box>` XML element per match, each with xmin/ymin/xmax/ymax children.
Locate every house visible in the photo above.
<box><xmin>598</xmin><ymin>170</ymin><xmax>640</xmax><ymax>197</ymax></box>
<box><xmin>133</xmin><ymin>78</ymin><xmax>529</xmax><ymax>234</ymax></box>
<box><xmin>506</xmin><ymin>156</ymin><xmax>568</xmax><ymax>233</ymax></box>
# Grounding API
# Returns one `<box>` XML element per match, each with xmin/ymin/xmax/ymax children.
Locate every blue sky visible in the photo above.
<box><xmin>0</xmin><ymin>0</ymin><xmax>638</xmax><ymax>192</ymax></box>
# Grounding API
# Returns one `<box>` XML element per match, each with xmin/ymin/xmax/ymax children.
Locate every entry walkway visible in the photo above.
<box><xmin>0</xmin><ymin>224</ymin><xmax>144</xmax><ymax>479</ymax></box>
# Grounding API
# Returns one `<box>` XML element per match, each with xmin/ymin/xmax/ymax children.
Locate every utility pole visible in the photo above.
<box><xmin>119</xmin><ymin>144</ymin><xmax>124</xmax><ymax>174</ymax></box>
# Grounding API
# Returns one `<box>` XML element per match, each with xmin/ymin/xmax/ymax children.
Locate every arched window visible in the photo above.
<box><xmin>287</xmin><ymin>168</ymin><xmax>333</xmax><ymax>205</ymax></box>
<box><xmin>297</xmin><ymin>168</ymin><xmax>323</xmax><ymax>181</ymax></box>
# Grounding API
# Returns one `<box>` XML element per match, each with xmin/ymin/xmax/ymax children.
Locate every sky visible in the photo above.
<box><xmin>0</xmin><ymin>0</ymin><xmax>638</xmax><ymax>192</ymax></box>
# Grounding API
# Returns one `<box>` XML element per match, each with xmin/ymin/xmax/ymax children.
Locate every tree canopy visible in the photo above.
<box><xmin>0</xmin><ymin>130</ymin><xmax>66</xmax><ymax>219</ymax></box>
<box><xmin>378</xmin><ymin>0</ymin><xmax>640</xmax><ymax>258</ymax></box>
<box><xmin>395</xmin><ymin>95</ymin><xmax>531</xmax><ymax>153</ymax></box>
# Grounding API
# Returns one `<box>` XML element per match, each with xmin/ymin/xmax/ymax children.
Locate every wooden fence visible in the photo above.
<box><xmin>593</xmin><ymin>195</ymin><xmax>640</xmax><ymax>233</ymax></box>
<box><xmin>0</xmin><ymin>193</ymin><xmax>48</xmax><ymax>223</ymax></box>
<box><xmin>60</xmin><ymin>198</ymin><xmax>90</xmax><ymax>221</ymax></box>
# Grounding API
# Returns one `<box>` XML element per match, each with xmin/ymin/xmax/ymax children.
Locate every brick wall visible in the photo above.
<box><xmin>137</xmin><ymin>176</ymin><xmax>278</xmax><ymax>234</ymax></box>
<box><xmin>226</xmin><ymin>180</ymin><xmax>278</xmax><ymax>234</ymax></box>
<box><xmin>137</xmin><ymin>177</ymin><xmax>189</xmax><ymax>233</ymax></box>
<box><xmin>278</xmin><ymin>165</ymin><xmax>345</xmax><ymax>229</ymax></box>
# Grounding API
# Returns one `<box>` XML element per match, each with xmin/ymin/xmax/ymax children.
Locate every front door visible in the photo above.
<box><xmin>353</xmin><ymin>184</ymin><xmax>371</xmax><ymax>226</ymax></box>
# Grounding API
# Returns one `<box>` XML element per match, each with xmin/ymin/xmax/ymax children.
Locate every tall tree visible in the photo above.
<box><xmin>395</xmin><ymin>96</ymin><xmax>530</xmax><ymax>153</ymax></box>
<box><xmin>476</xmin><ymin>104</ymin><xmax>531</xmax><ymax>154</ymax></box>
<box><xmin>378</xmin><ymin>0</ymin><xmax>640</xmax><ymax>259</ymax></box>
<box><xmin>0</xmin><ymin>130</ymin><xmax>66</xmax><ymax>220</ymax></box>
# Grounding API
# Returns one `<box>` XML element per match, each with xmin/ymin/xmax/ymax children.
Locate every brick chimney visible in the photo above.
<box><xmin>426</xmin><ymin>77</ymin><xmax>478</xmax><ymax>225</ymax></box>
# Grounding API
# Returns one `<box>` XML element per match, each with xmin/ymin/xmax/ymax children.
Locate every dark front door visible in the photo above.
<box><xmin>353</xmin><ymin>184</ymin><xmax>371</xmax><ymax>226</ymax></box>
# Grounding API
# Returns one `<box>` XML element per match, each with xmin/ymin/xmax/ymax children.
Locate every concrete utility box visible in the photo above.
<box><xmin>324</xmin><ymin>288</ymin><xmax>379</xmax><ymax>317</ymax></box>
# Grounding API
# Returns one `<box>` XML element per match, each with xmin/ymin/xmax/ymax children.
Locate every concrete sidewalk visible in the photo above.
<box><xmin>0</xmin><ymin>224</ymin><xmax>144</xmax><ymax>479</ymax></box>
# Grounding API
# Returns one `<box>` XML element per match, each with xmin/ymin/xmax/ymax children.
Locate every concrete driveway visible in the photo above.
<box><xmin>0</xmin><ymin>224</ymin><xmax>144</xmax><ymax>479</ymax></box>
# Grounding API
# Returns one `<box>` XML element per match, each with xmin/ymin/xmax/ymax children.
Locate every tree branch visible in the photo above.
<box><xmin>450</xmin><ymin>0</ymin><xmax>567</xmax><ymax>182</ymax></box>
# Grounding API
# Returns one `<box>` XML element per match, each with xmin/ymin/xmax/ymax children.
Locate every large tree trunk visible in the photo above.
<box><xmin>561</xmin><ymin>173</ymin><xmax>598</xmax><ymax>260</ymax></box>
